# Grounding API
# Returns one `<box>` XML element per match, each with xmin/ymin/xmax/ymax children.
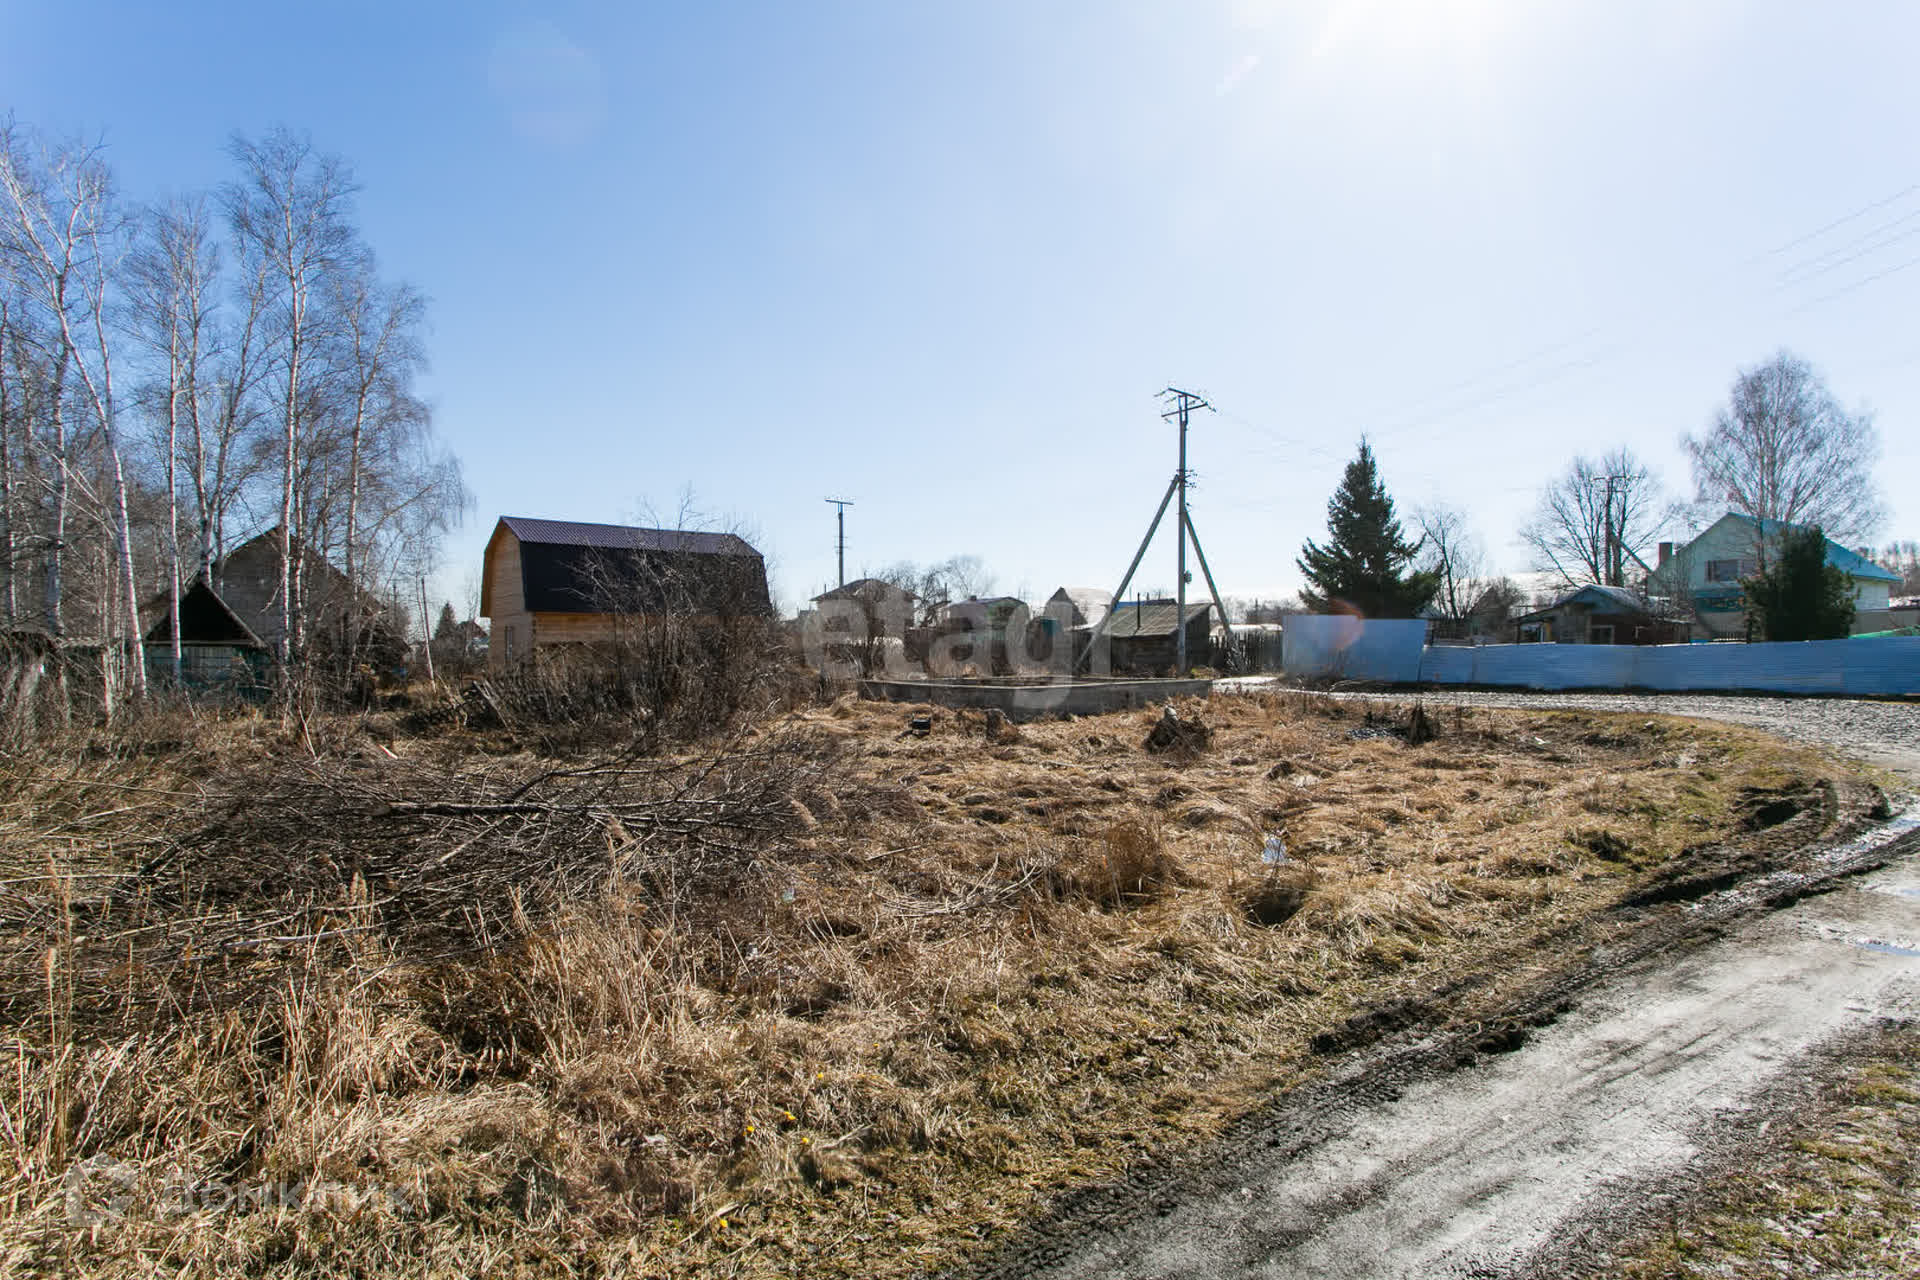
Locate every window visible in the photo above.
<box><xmin>504</xmin><ymin>624</ymin><xmax>516</xmax><ymax>661</ymax></box>
<box><xmin>1590</xmin><ymin>625</ymin><xmax>1614</xmax><ymax>645</ymax></box>
<box><xmin>1706</xmin><ymin>557</ymin><xmax>1758</xmax><ymax>583</ymax></box>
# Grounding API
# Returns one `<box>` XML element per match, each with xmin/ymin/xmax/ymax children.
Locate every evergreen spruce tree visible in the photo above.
<box><xmin>1744</xmin><ymin>525</ymin><xmax>1855</xmax><ymax>641</ymax></box>
<box><xmin>1296</xmin><ymin>440</ymin><xmax>1438</xmax><ymax>617</ymax></box>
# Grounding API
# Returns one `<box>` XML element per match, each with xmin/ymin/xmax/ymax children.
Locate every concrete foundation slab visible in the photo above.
<box><xmin>857</xmin><ymin>677</ymin><xmax>1213</xmax><ymax>722</ymax></box>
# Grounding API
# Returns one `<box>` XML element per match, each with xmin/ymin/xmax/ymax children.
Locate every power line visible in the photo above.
<box><xmin>1775</xmin><ymin>211</ymin><xmax>1920</xmax><ymax>289</ymax></box>
<box><xmin>1764</xmin><ymin>182</ymin><xmax>1920</xmax><ymax>259</ymax></box>
<box><xmin>1272</xmin><ymin>180</ymin><xmax>1920</xmax><ymax>453</ymax></box>
<box><xmin>1790</xmin><ymin>250</ymin><xmax>1920</xmax><ymax>313</ymax></box>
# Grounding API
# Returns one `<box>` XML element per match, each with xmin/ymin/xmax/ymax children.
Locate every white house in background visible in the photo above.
<box><xmin>1653</xmin><ymin>512</ymin><xmax>1899</xmax><ymax>639</ymax></box>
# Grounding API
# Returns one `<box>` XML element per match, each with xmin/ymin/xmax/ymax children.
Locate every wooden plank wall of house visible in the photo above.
<box><xmin>483</xmin><ymin>525</ymin><xmax>531</xmax><ymax>666</ymax></box>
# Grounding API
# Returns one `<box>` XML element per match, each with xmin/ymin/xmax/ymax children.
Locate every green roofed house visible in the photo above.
<box><xmin>1652</xmin><ymin>513</ymin><xmax>1901</xmax><ymax>639</ymax></box>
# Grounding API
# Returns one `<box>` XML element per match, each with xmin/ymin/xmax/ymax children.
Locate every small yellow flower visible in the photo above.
<box><xmin>717</xmin><ymin>1217</ymin><xmax>729</xmax><ymax>1231</ymax></box>
<box><xmin>801</xmin><ymin>1135</ymin><xmax>811</xmax><ymax>1145</ymax></box>
<box><xmin>782</xmin><ymin>1110</ymin><xmax>796</xmax><ymax>1123</ymax></box>
<box><xmin>815</xmin><ymin>1071</ymin><xmax>825</xmax><ymax>1081</ymax></box>
<box><xmin>743</xmin><ymin>1124</ymin><xmax>755</xmax><ymax>1136</ymax></box>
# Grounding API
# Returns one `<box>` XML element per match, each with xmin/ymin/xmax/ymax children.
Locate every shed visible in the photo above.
<box><xmin>1090</xmin><ymin>600</ymin><xmax>1213</xmax><ymax>674</ymax></box>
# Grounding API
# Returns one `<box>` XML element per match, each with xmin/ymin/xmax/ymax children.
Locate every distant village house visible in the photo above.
<box><xmin>1654</xmin><ymin>514</ymin><xmax>1899</xmax><ymax>639</ymax></box>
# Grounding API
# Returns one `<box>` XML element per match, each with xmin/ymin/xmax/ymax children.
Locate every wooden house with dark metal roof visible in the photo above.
<box><xmin>480</xmin><ymin>516</ymin><xmax>772</xmax><ymax>669</ymax></box>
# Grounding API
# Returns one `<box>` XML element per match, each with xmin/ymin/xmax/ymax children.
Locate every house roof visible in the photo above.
<box><xmin>1690</xmin><ymin>513</ymin><xmax>1900</xmax><ymax>583</ymax></box>
<box><xmin>1098</xmin><ymin>602</ymin><xmax>1210</xmax><ymax>639</ymax></box>
<box><xmin>142</xmin><ymin>578</ymin><xmax>266</xmax><ymax>649</ymax></box>
<box><xmin>940</xmin><ymin>595</ymin><xmax>1025</xmax><ymax>619</ymax></box>
<box><xmin>1514</xmin><ymin>583</ymin><xmax>1657</xmax><ymax>622</ymax></box>
<box><xmin>813</xmin><ymin>577</ymin><xmax>915</xmax><ymax>604</ymax></box>
<box><xmin>499</xmin><ymin>516</ymin><xmax>760</xmax><ymax>558</ymax></box>
<box><xmin>1046</xmin><ymin>587</ymin><xmax>1110</xmax><ymax>627</ymax></box>
<box><xmin>487</xmin><ymin>516</ymin><xmax>770</xmax><ymax>617</ymax></box>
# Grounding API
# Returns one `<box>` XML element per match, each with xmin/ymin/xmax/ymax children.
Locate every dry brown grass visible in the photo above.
<box><xmin>0</xmin><ymin>690</ymin><xmax>1844</xmax><ymax>1278</ymax></box>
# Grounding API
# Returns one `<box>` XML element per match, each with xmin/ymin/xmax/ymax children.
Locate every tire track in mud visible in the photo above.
<box><xmin>964</xmin><ymin>696</ymin><xmax>1920</xmax><ymax>1280</ymax></box>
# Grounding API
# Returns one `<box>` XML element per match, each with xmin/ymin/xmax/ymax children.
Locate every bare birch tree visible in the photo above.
<box><xmin>127</xmin><ymin>197</ymin><xmax>225</xmax><ymax>683</ymax></box>
<box><xmin>1682</xmin><ymin>350</ymin><xmax>1886</xmax><ymax>544</ymax></box>
<box><xmin>1413</xmin><ymin>504</ymin><xmax>1491</xmax><ymax>622</ymax></box>
<box><xmin>325</xmin><ymin>259</ymin><xmax>426</xmax><ymax>664</ymax></box>
<box><xmin>225</xmin><ymin>129</ymin><xmax>359</xmax><ymax>671</ymax></box>
<box><xmin>0</xmin><ymin>298</ymin><xmax>14</xmax><ymax>621</ymax></box>
<box><xmin>0</xmin><ymin>125</ymin><xmax>75</xmax><ymax>635</ymax></box>
<box><xmin>0</xmin><ymin>128</ymin><xmax>146</xmax><ymax>695</ymax></box>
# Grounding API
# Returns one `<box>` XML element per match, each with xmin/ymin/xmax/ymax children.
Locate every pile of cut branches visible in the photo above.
<box><xmin>1</xmin><ymin>724</ymin><xmax>850</xmax><ymax>1028</ymax></box>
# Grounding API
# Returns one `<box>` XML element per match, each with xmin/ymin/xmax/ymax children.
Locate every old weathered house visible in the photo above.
<box><xmin>215</xmin><ymin>529</ymin><xmax>408</xmax><ymax>666</ymax></box>
<box><xmin>1092</xmin><ymin>600</ymin><xmax>1213</xmax><ymax>674</ymax></box>
<box><xmin>140</xmin><ymin>530</ymin><xmax>402</xmax><ymax>685</ymax></box>
<box><xmin>1512</xmin><ymin>584</ymin><xmax>1685</xmax><ymax>645</ymax></box>
<box><xmin>811</xmin><ymin>578</ymin><xmax>917</xmax><ymax>636</ymax></box>
<box><xmin>480</xmin><ymin>516</ymin><xmax>772</xmax><ymax>670</ymax></box>
<box><xmin>140</xmin><ymin>578</ymin><xmax>270</xmax><ymax>692</ymax></box>
<box><xmin>1043</xmin><ymin>587</ymin><xmax>1110</xmax><ymax>631</ymax></box>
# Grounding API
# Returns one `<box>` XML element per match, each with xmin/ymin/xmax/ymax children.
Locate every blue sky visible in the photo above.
<box><xmin>6</xmin><ymin>1</ymin><xmax>1917</xmax><ymax>614</ymax></box>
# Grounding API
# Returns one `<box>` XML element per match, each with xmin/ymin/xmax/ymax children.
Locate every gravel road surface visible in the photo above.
<box><xmin>1216</xmin><ymin>682</ymin><xmax>1920</xmax><ymax>779</ymax></box>
<box><xmin>1012</xmin><ymin>689</ymin><xmax>1920</xmax><ymax>1280</ymax></box>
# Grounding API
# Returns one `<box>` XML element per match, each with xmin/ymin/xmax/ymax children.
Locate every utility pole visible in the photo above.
<box><xmin>1590</xmin><ymin>473</ymin><xmax>1629</xmax><ymax>587</ymax></box>
<box><xmin>1162</xmin><ymin>388</ymin><xmax>1210</xmax><ymax>674</ymax></box>
<box><xmin>1081</xmin><ymin>389</ymin><xmax>1236</xmax><ymax>675</ymax></box>
<box><xmin>825</xmin><ymin>498</ymin><xmax>853</xmax><ymax>589</ymax></box>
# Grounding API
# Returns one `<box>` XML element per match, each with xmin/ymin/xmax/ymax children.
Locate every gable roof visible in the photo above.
<box><xmin>221</xmin><ymin>527</ymin><xmax>353</xmax><ymax>582</ymax></box>
<box><xmin>813</xmin><ymin>577</ymin><xmax>915</xmax><ymax>605</ymax></box>
<box><xmin>1514</xmin><ymin>583</ymin><xmax>1659</xmax><ymax>623</ymax></box>
<box><xmin>486</xmin><ymin>516</ymin><xmax>770</xmax><ymax>618</ymax></box>
<box><xmin>1556</xmin><ymin>583</ymin><xmax>1648</xmax><ymax>612</ymax></box>
<box><xmin>1099</xmin><ymin>601</ymin><xmax>1210</xmax><ymax>639</ymax></box>
<box><xmin>1046</xmin><ymin>587</ymin><xmax>1110</xmax><ymax>628</ymax></box>
<box><xmin>1688</xmin><ymin>513</ymin><xmax>1900</xmax><ymax>583</ymax></box>
<box><xmin>499</xmin><ymin>516</ymin><xmax>759</xmax><ymax>558</ymax></box>
<box><xmin>142</xmin><ymin>578</ymin><xmax>266</xmax><ymax>649</ymax></box>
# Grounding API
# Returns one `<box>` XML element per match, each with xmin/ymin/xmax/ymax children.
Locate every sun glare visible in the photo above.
<box><xmin>1310</xmin><ymin>0</ymin><xmax>1515</xmax><ymax>61</ymax></box>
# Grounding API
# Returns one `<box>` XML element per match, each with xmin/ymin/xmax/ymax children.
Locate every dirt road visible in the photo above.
<box><xmin>1002</xmin><ymin>692</ymin><xmax>1920</xmax><ymax>1280</ymax></box>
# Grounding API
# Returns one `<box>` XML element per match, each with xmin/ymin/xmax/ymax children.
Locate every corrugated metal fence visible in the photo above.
<box><xmin>1283</xmin><ymin>615</ymin><xmax>1920</xmax><ymax>696</ymax></box>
